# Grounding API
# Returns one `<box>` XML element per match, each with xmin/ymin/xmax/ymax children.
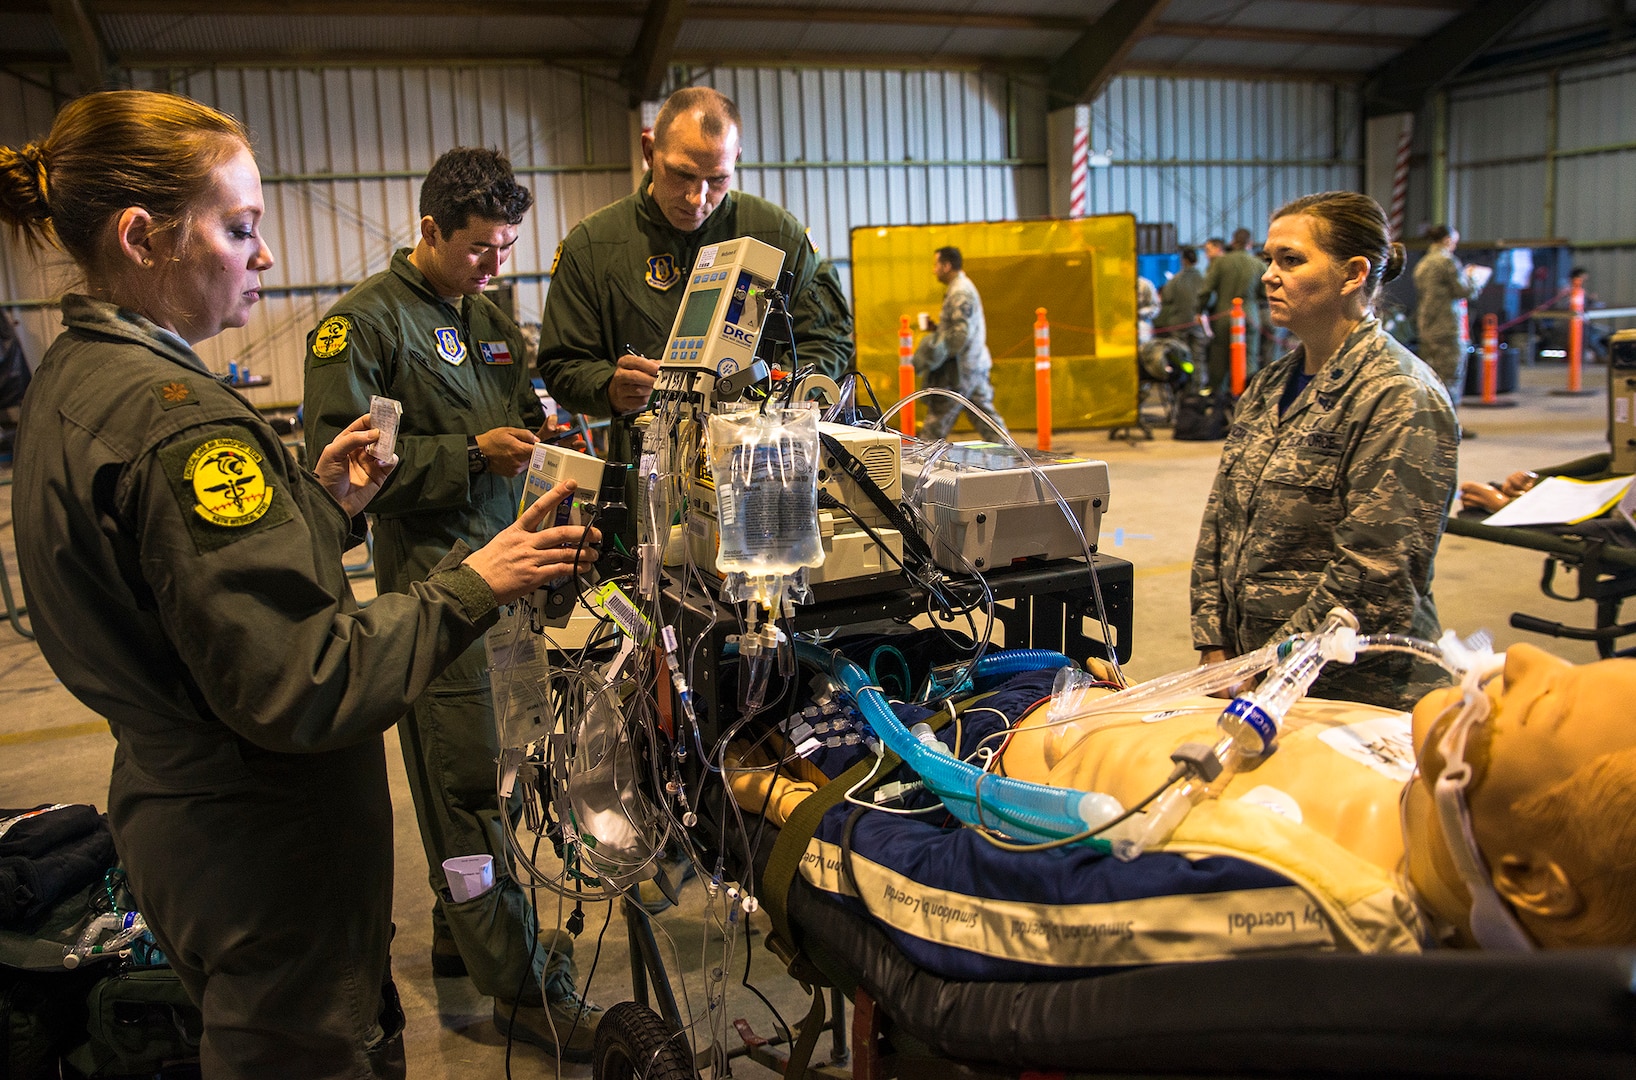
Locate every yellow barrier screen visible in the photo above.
<box><xmin>850</xmin><ymin>215</ymin><xmax>1138</xmax><ymax>433</ymax></box>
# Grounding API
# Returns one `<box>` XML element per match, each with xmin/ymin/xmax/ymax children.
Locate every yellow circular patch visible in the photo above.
<box><xmin>312</xmin><ymin>315</ymin><xmax>351</xmax><ymax>359</ymax></box>
<box><xmin>185</xmin><ymin>438</ymin><xmax>272</xmax><ymax>527</ymax></box>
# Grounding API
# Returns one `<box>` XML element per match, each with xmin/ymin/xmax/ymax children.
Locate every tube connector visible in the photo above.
<box><xmin>1318</xmin><ymin>626</ymin><xmax>1358</xmax><ymax>664</ymax></box>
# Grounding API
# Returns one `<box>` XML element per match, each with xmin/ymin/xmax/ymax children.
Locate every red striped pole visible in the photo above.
<box><xmin>1389</xmin><ymin>116</ymin><xmax>1414</xmax><ymax>241</ymax></box>
<box><xmin>1230</xmin><ymin>297</ymin><xmax>1247</xmax><ymax>396</ymax></box>
<box><xmin>898</xmin><ymin>316</ymin><xmax>916</xmax><ymax>437</ymax></box>
<box><xmin>1035</xmin><ymin>308</ymin><xmax>1052</xmax><ymax>451</ymax></box>
<box><xmin>1069</xmin><ymin>112</ymin><xmax>1088</xmax><ymax>219</ymax></box>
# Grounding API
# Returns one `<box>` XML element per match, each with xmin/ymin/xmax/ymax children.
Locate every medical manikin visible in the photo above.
<box><xmin>999</xmin><ymin>643</ymin><xmax>1636</xmax><ymax>951</ymax></box>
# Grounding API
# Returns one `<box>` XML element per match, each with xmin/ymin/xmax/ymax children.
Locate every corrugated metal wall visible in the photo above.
<box><xmin>1445</xmin><ymin>54</ymin><xmax>1636</xmax><ymax>310</ymax></box>
<box><xmin>701</xmin><ymin>68</ymin><xmax>1048</xmax><ymax>250</ymax></box>
<box><xmin>1085</xmin><ymin>75</ymin><xmax>1363</xmax><ymax>246</ymax></box>
<box><xmin>0</xmin><ymin>64</ymin><xmax>634</xmax><ymax>405</ymax></box>
<box><xmin>0</xmin><ymin>63</ymin><xmax>1046</xmax><ymax>405</ymax></box>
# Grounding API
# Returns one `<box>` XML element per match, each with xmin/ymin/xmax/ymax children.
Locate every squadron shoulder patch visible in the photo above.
<box><xmin>158</xmin><ymin>427</ymin><xmax>294</xmax><ymax>554</ymax></box>
<box><xmin>152</xmin><ymin>379</ymin><xmax>199</xmax><ymax>410</ymax></box>
<box><xmin>549</xmin><ymin>242</ymin><xmax>563</xmax><ymax>278</ymax></box>
<box><xmin>645</xmin><ymin>254</ymin><xmax>679</xmax><ymax>291</ymax></box>
<box><xmin>311</xmin><ymin>315</ymin><xmax>352</xmax><ymax>365</ymax></box>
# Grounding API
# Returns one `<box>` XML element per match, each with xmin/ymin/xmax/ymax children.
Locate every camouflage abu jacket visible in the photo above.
<box><xmin>1190</xmin><ymin>317</ymin><xmax>1458</xmax><ymax>708</ymax></box>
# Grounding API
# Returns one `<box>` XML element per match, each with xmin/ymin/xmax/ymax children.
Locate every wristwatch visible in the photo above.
<box><xmin>466</xmin><ymin>435</ymin><xmax>487</xmax><ymax>475</ymax></box>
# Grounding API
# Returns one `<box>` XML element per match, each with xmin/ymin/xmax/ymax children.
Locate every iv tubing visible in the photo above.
<box><xmin>1044</xmin><ymin>638</ymin><xmax>1286</xmax><ymax>731</ymax></box>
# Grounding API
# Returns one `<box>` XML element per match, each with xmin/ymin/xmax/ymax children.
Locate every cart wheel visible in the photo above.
<box><xmin>592</xmin><ymin>1001</ymin><xmax>696</xmax><ymax>1080</ymax></box>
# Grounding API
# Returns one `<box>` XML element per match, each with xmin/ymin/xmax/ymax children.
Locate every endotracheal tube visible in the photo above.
<box><xmin>707</xmin><ymin>403</ymin><xmax>826</xmax><ymax>709</ymax></box>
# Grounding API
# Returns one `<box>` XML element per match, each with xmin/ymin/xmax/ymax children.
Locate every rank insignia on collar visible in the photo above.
<box><xmin>479</xmin><ymin>340</ymin><xmax>513</xmax><ymax>365</ymax></box>
<box><xmin>434</xmin><ymin>326</ymin><xmax>467</xmax><ymax>365</ymax></box>
<box><xmin>152</xmin><ymin>379</ymin><xmax>199</xmax><ymax>410</ymax></box>
<box><xmin>646</xmin><ymin>254</ymin><xmax>679</xmax><ymax>291</ymax></box>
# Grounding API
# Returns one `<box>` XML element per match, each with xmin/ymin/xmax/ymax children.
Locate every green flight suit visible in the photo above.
<box><xmin>1198</xmin><ymin>249</ymin><xmax>1265</xmax><ymax>395</ymax></box>
<box><xmin>1190</xmin><ymin>318</ymin><xmax>1458</xmax><ymax>709</ymax></box>
<box><xmin>302</xmin><ymin>251</ymin><xmax>570</xmax><ymax>1004</ymax></box>
<box><xmin>537</xmin><ymin>178</ymin><xmax>855</xmax><ymax>478</ymax></box>
<box><xmin>15</xmin><ymin>294</ymin><xmax>503</xmax><ymax>1078</ymax></box>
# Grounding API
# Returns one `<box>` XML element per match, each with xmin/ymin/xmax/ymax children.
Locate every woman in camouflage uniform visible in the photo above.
<box><xmin>1191</xmin><ymin>192</ymin><xmax>1457</xmax><ymax>709</ymax></box>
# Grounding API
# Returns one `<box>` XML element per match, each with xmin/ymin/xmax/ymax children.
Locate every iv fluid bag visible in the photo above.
<box><xmin>707</xmin><ymin>404</ymin><xmax>825</xmax><ymax>577</ymax></box>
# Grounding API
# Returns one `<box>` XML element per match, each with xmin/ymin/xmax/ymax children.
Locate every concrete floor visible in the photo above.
<box><xmin>0</xmin><ymin>360</ymin><xmax>1613</xmax><ymax>1078</ymax></box>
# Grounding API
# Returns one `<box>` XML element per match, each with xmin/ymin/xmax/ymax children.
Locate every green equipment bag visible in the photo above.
<box><xmin>61</xmin><ymin>964</ymin><xmax>201</xmax><ymax>1078</ymax></box>
<box><xmin>1</xmin><ymin>879</ymin><xmax>201</xmax><ymax>1079</ymax></box>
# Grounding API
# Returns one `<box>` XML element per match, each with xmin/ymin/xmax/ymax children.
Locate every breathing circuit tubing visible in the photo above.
<box><xmin>797</xmin><ymin>620</ymin><xmax>1487</xmax><ymax>851</ymax></box>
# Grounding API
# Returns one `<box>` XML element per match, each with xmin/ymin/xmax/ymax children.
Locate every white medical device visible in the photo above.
<box><xmin>651</xmin><ymin>235</ymin><xmax>788</xmax><ymax>406</ymax></box>
<box><xmin>902</xmin><ymin>442</ymin><xmax>1110</xmax><ymax>572</ymax></box>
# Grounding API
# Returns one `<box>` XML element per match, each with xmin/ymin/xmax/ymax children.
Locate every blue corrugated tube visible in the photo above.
<box><xmin>794</xmin><ymin>642</ymin><xmax>1113</xmax><ymax>847</ymax></box>
<box><xmin>971</xmin><ymin>649</ymin><xmax>1074</xmax><ymax>680</ymax></box>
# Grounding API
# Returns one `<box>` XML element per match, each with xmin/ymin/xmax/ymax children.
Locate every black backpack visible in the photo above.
<box><xmin>1173</xmin><ymin>391</ymin><xmax>1232</xmax><ymax>441</ymax></box>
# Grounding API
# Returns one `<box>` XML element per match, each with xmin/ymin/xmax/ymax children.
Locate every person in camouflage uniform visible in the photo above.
<box><xmin>1197</xmin><ymin>228</ymin><xmax>1265</xmax><ymax>396</ymax></box>
<box><xmin>912</xmin><ymin>246</ymin><xmax>1007</xmax><ymax>441</ymax></box>
<box><xmin>1192</xmin><ymin>192</ymin><xmax>1458</xmax><ymax>710</ymax></box>
<box><xmin>1413</xmin><ymin>224</ymin><xmax>1485</xmax><ymax>402</ymax></box>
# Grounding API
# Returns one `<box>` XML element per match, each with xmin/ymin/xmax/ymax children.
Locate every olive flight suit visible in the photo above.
<box><xmin>1190</xmin><ymin>318</ymin><xmax>1458</xmax><ymax>709</ymax></box>
<box><xmin>302</xmin><ymin>250</ymin><xmax>573</xmax><ymax>1004</ymax></box>
<box><xmin>537</xmin><ymin>178</ymin><xmax>854</xmax><ymax>483</ymax></box>
<box><xmin>1198</xmin><ymin>248</ymin><xmax>1265</xmax><ymax>395</ymax></box>
<box><xmin>16</xmin><ymin>294</ymin><xmax>505</xmax><ymax>1079</ymax></box>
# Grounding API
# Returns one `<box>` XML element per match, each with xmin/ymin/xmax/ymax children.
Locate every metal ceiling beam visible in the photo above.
<box><xmin>684</xmin><ymin>5</ymin><xmax>1082</xmax><ymax>31</ymax></box>
<box><xmin>1122</xmin><ymin>62</ymin><xmax>1360</xmax><ymax>84</ymax></box>
<box><xmin>1364</xmin><ymin>0</ymin><xmax>1548</xmax><ymax>115</ymax></box>
<box><xmin>0</xmin><ymin>0</ymin><xmax>1086</xmax><ymax>27</ymax></box>
<box><xmin>47</xmin><ymin>0</ymin><xmax>108</xmax><ymax>92</ymax></box>
<box><xmin>619</xmin><ymin>0</ymin><xmax>687</xmax><ymax>105</ymax></box>
<box><xmin>0</xmin><ymin>1</ymin><xmax>645</xmax><ymax>12</ymax></box>
<box><xmin>1047</xmin><ymin>0</ymin><xmax>1171</xmax><ymax>108</ymax></box>
<box><xmin>1290</xmin><ymin>0</ymin><xmax>1466</xmax><ymax>9</ymax></box>
<box><xmin>1152</xmin><ymin>21</ymin><xmax>1416</xmax><ymax>50</ymax></box>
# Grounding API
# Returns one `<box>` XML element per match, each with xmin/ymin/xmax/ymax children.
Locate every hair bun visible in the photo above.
<box><xmin>1382</xmin><ymin>241</ymin><xmax>1406</xmax><ymax>284</ymax></box>
<box><xmin>0</xmin><ymin>141</ymin><xmax>52</xmax><ymax>229</ymax></box>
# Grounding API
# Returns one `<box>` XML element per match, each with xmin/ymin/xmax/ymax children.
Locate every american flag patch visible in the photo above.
<box><xmin>478</xmin><ymin>340</ymin><xmax>513</xmax><ymax>364</ymax></box>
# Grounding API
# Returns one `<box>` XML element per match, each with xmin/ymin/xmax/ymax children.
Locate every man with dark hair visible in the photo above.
<box><xmin>302</xmin><ymin>146</ymin><xmax>601</xmax><ymax>1059</ymax></box>
<box><xmin>538</xmin><ymin>84</ymin><xmax>854</xmax><ymax>504</ymax></box>
<box><xmin>1197</xmin><ymin>228</ymin><xmax>1264</xmax><ymax>395</ymax></box>
<box><xmin>913</xmin><ymin>245</ymin><xmax>1006</xmax><ymax>440</ymax></box>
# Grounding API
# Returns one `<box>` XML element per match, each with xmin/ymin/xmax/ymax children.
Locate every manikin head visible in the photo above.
<box><xmin>1403</xmin><ymin>643</ymin><xmax>1636</xmax><ymax>949</ymax></box>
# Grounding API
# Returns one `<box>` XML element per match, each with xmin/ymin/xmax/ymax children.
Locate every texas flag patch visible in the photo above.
<box><xmin>478</xmin><ymin>340</ymin><xmax>513</xmax><ymax>365</ymax></box>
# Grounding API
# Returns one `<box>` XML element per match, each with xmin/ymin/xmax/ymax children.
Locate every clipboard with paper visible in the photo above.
<box><xmin>1480</xmin><ymin>474</ymin><xmax>1635</xmax><ymax>527</ymax></box>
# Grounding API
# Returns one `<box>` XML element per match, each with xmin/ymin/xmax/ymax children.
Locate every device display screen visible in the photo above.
<box><xmin>677</xmin><ymin>287</ymin><xmax>722</xmax><ymax>337</ymax></box>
